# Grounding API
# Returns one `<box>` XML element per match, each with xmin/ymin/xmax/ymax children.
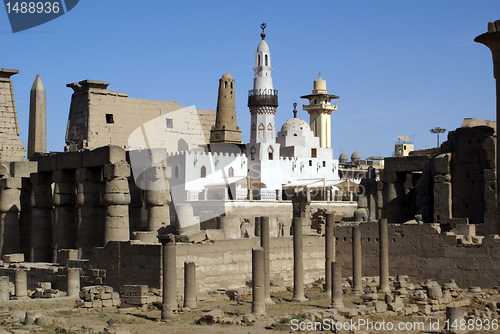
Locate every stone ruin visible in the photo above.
<box><xmin>0</xmin><ymin>20</ymin><xmax>499</xmax><ymax>333</ymax></box>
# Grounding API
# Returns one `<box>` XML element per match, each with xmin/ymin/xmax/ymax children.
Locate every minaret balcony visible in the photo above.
<box><xmin>303</xmin><ymin>102</ymin><xmax>337</xmax><ymax>112</ymax></box>
<box><xmin>248</xmin><ymin>89</ymin><xmax>278</xmax><ymax>107</ymax></box>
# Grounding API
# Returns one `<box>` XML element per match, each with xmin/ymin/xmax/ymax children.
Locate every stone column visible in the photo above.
<box><xmin>251</xmin><ymin>247</ymin><xmax>265</xmax><ymax>316</ymax></box>
<box><xmin>30</xmin><ymin>172</ymin><xmax>52</xmax><ymax>262</ymax></box>
<box><xmin>158</xmin><ymin>234</ymin><xmax>176</xmax><ymax>320</ymax></box>
<box><xmin>183</xmin><ymin>261</ymin><xmax>196</xmax><ymax>309</ymax></box>
<box><xmin>219</xmin><ymin>216</ymin><xmax>240</xmax><ymax>239</ymax></box>
<box><xmin>75</xmin><ymin>167</ymin><xmax>102</xmax><ymax>259</ymax></box>
<box><xmin>260</xmin><ymin>217</ymin><xmax>272</xmax><ymax>304</ymax></box>
<box><xmin>0</xmin><ymin>177</ymin><xmax>21</xmax><ymax>256</ymax></box>
<box><xmin>144</xmin><ymin>166</ymin><xmax>171</xmax><ymax>233</ymax></box>
<box><xmin>352</xmin><ymin>226</ymin><xmax>362</xmax><ymax>294</ymax></box>
<box><xmin>0</xmin><ymin>276</ymin><xmax>9</xmax><ymax>301</ymax></box>
<box><xmin>291</xmin><ymin>217</ymin><xmax>306</xmax><ymax>302</ymax></box>
<box><xmin>475</xmin><ymin>21</ymin><xmax>500</xmax><ymax>235</ymax></box>
<box><xmin>378</xmin><ymin>218</ymin><xmax>390</xmax><ymax>293</ymax></box>
<box><xmin>52</xmin><ymin>169</ymin><xmax>77</xmax><ymax>262</ymax></box>
<box><xmin>331</xmin><ymin>262</ymin><xmax>344</xmax><ymax>308</ymax></box>
<box><xmin>176</xmin><ymin>203</ymin><xmax>200</xmax><ymax>234</ymax></box>
<box><xmin>128</xmin><ymin>175</ymin><xmax>144</xmax><ymax>233</ymax></box>
<box><xmin>103</xmin><ymin>162</ymin><xmax>131</xmax><ymax>244</ymax></box>
<box><xmin>14</xmin><ymin>269</ymin><xmax>27</xmax><ymax>299</ymax></box>
<box><xmin>445</xmin><ymin>306</ymin><xmax>464</xmax><ymax>334</ymax></box>
<box><xmin>67</xmin><ymin>268</ymin><xmax>80</xmax><ymax>297</ymax></box>
<box><xmin>325</xmin><ymin>213</ymin><xmax>335</xmax><ymax>294</ymax></box>
<box><xmin>254</xmin><ymin>216</ymin><xmax>261</xmax><ymax>237</ymax></box>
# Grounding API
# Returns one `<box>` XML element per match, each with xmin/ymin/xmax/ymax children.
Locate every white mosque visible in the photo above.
<box><xmin>166</xmin><ymin>24</ymin><xmax>345</xmax><ymax>205</ymax></box>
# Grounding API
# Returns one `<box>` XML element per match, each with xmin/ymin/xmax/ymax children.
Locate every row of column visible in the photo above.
<box><xmin>27</xmin><ymin>161</ymin><xmax>175</xmax><ymax>262</ymax></box>
<box><xmin>0</xmin><ymin>268</ymin><xmax>80</xmax><ymax>300</ymax></box>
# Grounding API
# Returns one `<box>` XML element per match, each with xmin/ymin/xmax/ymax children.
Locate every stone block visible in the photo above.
<box><xmin>434</xmin><ymin>153</ymin><xmax>451</xmax><ymax>175</ymax></box>
<box><xmin>102</xmin><ymin>299</ymin><xmax>113</xmax><ymax>307</ymax></box>
<box><xmin>0</xmin><ymin>177</ymin><xmax>21</xmax><ymax>189</ymax></box>
<box><xmin>121</xmin><ymin>285</ymin><xmax>148</xmax><ymax>295</ymax></box>
<box><xmin>434</xmin><ymin>174</ymin><xmax>451</xmax><ymax>183</ymax></box>
<box><xmin>103</xmin><ymin>163</ymin><xmax>130</xmax><ymax>179</ymax></box>
<box><xmin>451</xmin><ymin>224</ymin><xmax>475</xmax><ymax>236</ymax></box>
<box><xmin>75</xmin><ymin>168</ymin><xmax>101</xmax><ymax>182</ymax></box>
<box><xmin>205</xmin><ymin>229</ymin><xmax>225</xmax><ymax>240</ymax></box>
<box><xmin>56</xmin><ymin>151</ymin><xmax>83</xmax><ymax>170</ymax></box>
<box><xmin>57</xmin><ymin>249</ymin><xmax>78</xmax><ymax>266</ymax></box>
<box><xmin>179</xmin><ymin>230</ymin><xmax>206</xmax><ymax>243</ymax></box>
<box><xmin>37</xmin><ymin>154</ymin><xmax>56</xmax><ymax>172</ymax></box>
<box><xmin>52</xmin><ymin>170</ymin><xmax>75</xmax><ymax>182</ymax></box>
<box><xmin>433</xmin><ymin>182</ymin><xmax>451</xmax><ymax>223</ymax></box>
<box><xmin>83</xmin><ymin>145</ymin><xmax>126</xmax><ymax>167</ymax></box>
<box><xmin>2</xmin><ymin>253</ymin><xmax>24</xmax><ymax>263</ymax></box>
<box><xmin>9</xmin><ymin>161</ymin><xmax>37</xmax><ymax>178</ymax></box>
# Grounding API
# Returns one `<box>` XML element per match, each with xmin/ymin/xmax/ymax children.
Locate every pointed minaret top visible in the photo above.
<box><xmin>31</xmin><ymin>74</ymin><xmax>45</xmax><ymax>92</ymax></box>
<box><xmin>293</xmin><ymin>103</ymin><xmax>297</xmax><ymax>118</ymax></box>
<box><xmin>260</xmin><ymin>22</ymin><xmax>266</xmax><ymax>40</ymax></box>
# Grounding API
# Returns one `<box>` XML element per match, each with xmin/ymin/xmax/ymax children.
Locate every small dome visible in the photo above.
<box><xmin>257</xmin><ymin>39</ymin><xmax>269</xmax><ymax>52</ymax></box>
<box><xmin>222</xmin><ymin>73</ymin><xmax>232</xmax><ymax>79</ymax></box>
<box><xmin>351</xmin><ymin>151</ymin><xmax>361</xmax><ymax>162</ymax></box>
<box><xmin>339</xmin><ymin>152</ymin><xmax>348</xmax><ymax>163</ymax></box>
<box><xmin>281</xmin><ymin>118</ymin><xmax>310</xmax><ymax>132</ymax></box>
<box><xmin>314</xmin><ymin>76</ymin><xmax>327</xmax><ymax>92</ymax></box>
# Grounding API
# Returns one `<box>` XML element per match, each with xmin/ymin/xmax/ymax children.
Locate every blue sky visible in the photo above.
<box><xmin>1</xmin><ymin>0</ymin><xmax>499</xmax><ymax>160</ymax></box>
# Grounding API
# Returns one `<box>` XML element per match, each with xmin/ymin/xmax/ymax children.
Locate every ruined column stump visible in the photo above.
<box><xmin>183</xmin><ymin>261</ymin><xmax>196</xmax><ymax>309</ymax></box>
<box><xmin>331</xmin><ymin>262</ymin><xmax>344</xmax><ymax>308</ymax></box>
<box><xmin>352</xmin><ymin>226</ymin><xmax>362</xmax><ymax>294</ymax></box>
<box><xmin>324</xmin><ymin>213</ymin><xmax>335</xmax><ymax>294</ymax></box>
<box><xmin>14</xmin><ymin>269</ymin><xmax>27</xmax><ymax>299</ymax></box>
<box><xmin>67</xmin><ymin>268</ymin><xmax>80</xmax><ymax>297</ymax></box>
<box><xmin>291</xmin><ymin>217</ymin><xmax>306</xmax><ymax>303</ymax></box>
<box><xmin>0</xmin><ymin>276</ymin><xmax>9</xmax><ymax>301</ymax></box>
<box><xmin>145</xmin><ymin>165</ymin><xmax>171</xmax><ymax>234</ymax></box>
<box><xmin>158</xmin><ymin>234</ymin><xmax>177</xmax><ymax>320</ymax></box>
<box><xmin>251</xmin><ymin>247</ymin><xmax>266</xmax><ymax>316</ymax></box>
<box><xmin>260</xmin><ymin>216</ymin><xmax>273</xmax><ymax>304</ymax></box>
<box><xmin>445</xmin><ymin>306</ymin><xmax>465</xmax><ymax>334</ymax></box>
<box><xmin>378</xmin><ymin>218</ymin><xmax>390</xmax><ymax>293</ymax></box>
<box><xmin>219</xmin><ymin>216</ymin><xmax>240</xmax><ymax>239</ymax></box>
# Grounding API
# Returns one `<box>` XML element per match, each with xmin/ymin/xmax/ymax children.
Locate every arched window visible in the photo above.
<box><xmin>265</xmin><ymin>55</ymin><xmax>268</xmax><ymax>66</ymax></box>
<box><xmin>258</xmin><ymin>55</ymin><xmax>261</xmax><ymax>66</ymax></box>
<box><xmin>175</xmin><ymin>165</ymin><xmax>180</xmax><ymax>178</ymax></box>
<box><xmin>250</xmin><ymin>146</ymin><xmax>256</xmax><ymax>160</ymax></box>
<box><xmin>228</xmin><ymin>167</ymin><xmax>234</xmax><ymax>177</ymax></box>
<box><xmin>225</xmin><ymin>81</ymin><xmax>228</xmax><ymax>89</ymax></box>
<box><xmin>201</xmin><ymin>166</ymin><xmax>206</xmax><ymax>178</ymax></box>
<box><xmin>267</xmin><ymin>123</ymin><xmax>273</xmax><ymax>139</ymax></box>
<box><xmin>258</xmin><ymin>123</ymin><xmax>265</xmax><ymax>139</ymax></box>
<box><xmin>230</xmin><ymin>82</ymin><xmax>233</xmax><ymax>89</ymax></box>
<box><xmin>268</xmin><ymin>146</ymin><xmax>274</xmax><ymax>160</ymax></box>
<box><xmin>251</xmin><ymin>123</ymin><xmax>256</xmax><ymax>139</ymax></box>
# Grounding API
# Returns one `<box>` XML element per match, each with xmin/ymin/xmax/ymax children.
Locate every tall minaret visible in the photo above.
<box><xmin>28</xmin><ymin>74</ymin><xmax>47</xmax><ymax>159</ymax></box>
<box><xmin>247</xmin><ymin>23</ymin><xmax>280</xmax><ymax>160</ymax></box>
<box><xmin>300</xmin><ymin>76</ymin><xmax>339</xmax><ymax>148</ymax></box>
<box><xmin>210</xmin><ymin>73</ymin><xmax>241</xmax><ymax>144</ymax></box>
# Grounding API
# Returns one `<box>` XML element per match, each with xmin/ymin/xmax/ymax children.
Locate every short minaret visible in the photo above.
<box><xmin>301</xmin><ymin>76</ymin><xmax>339</xmax><ymax>148</ymax></box>
<box><xmin>28</xmin><ymin>75</ymin><xmax>47</xmax><ymax>159</ymax></box>
<box><xmin>210</xmin><ymin>73</ymin><xmax>241</xmax><ymax>144</ymax></box>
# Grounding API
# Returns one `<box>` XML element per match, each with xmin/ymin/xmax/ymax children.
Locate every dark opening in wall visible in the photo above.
<box><xmin>106</xmin><ymin>114</ymin><xmax>114</xmax><ymax>124</ymax></box>
<box><xmin>166</xmin><ymin>118</ymin><xmax>173</xmax><ymax>128</ymax></box>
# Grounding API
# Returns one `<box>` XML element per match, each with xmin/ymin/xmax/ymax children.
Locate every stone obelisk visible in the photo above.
<box><xmin>28</xmin><ymin>75</ymin><xmax>46</xmax><ymax>159</ymax></box>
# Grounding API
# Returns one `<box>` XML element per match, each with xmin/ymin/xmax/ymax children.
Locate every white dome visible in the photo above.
<box><xmin>281</xmin><ymin>118</ymin><xmax>310</xmax><ymax>132</ymax></box>
<box><xmin>257</xmin><ymin>39</ymin><xmax>269</xmax><ymax>52</ymax></box>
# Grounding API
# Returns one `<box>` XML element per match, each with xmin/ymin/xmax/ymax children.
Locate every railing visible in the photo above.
<box><xmin>248</xmin><ymin>89</ymin><xmax>278</xmax><ymax>107</ymax></box>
